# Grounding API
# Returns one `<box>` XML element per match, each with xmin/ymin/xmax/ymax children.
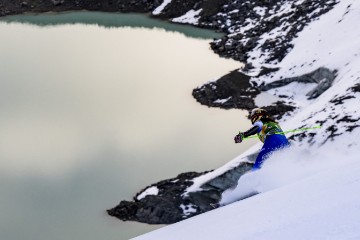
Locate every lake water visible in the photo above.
<box><xmin>0</xmin><ymin>12</ymin><xmax>256</xmax><ymax>240</ymax></box>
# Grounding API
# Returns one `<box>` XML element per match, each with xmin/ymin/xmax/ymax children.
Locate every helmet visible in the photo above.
<box><xmin>249</xmin><ymin>108</ymin><xmax>268</xmax><ymax>124</ymax></box>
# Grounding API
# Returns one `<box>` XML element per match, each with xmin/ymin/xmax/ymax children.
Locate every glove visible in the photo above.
<box><xmin>234</xmin><ymin>132</ymin><xmax>244</xmax><ymax>143</ymax></box>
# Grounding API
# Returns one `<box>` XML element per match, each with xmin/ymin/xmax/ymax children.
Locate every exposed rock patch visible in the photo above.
<box><xmin>108</xmin><ymin>162</ymin><xmax>254</xmax><ymax>224</ymax></box>
<box><xmin>107</xmin><ymin>171</ymin><xmax>206</xmax><ymax>224</ymax></box>
<box><xmin>192</xmin><ymin>70</ymin><xmax>259</xmax><ymax>110</ymax></box>
<box><xmin>192</xmin><ymin>68</ymin><xmax>297</xmax><ymax>119</ymax></box>
<box><xmin>350</xmin><ymin>83</ymin><xmax>360</xmax><ymax>92</ymax></box>
<box><xmin>260</xmin><ymin>67</ymin><xmax>337</xmax><ymax>99</ymax></box>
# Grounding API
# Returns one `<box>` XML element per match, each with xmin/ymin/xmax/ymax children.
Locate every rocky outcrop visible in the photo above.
<box><xmin>192</xmin><ymin>67</ymin><xmax>297</xmax><ymax>119</ymax></box>
<box><xmin>108</xmin><ymin>161</ymin><xmax>253</xmax><ymax>224</ymax></box>
<box><xmin>108</xmin><ymin>172</ymin><xmax>207</xmax><ymax>224</ymax></box>
<box><xmin>192</xmin><ymin>70</ymin><xmax>259</xmax><ymax>110</ymax></box>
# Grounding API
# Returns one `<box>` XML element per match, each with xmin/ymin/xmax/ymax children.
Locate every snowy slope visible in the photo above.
<box><xmin>133</xmin><ymin>0</ymin><xmax>360</xmax><ymax>239</ymax></box>
<box><xmin>255</xmin><ymin>0</ymin><xmax>360</xmax><ymax>146</ymax></box>
<box><xmin>133</xmin><ymin>145</ymin><xmax>360</xmax><ymax>240</ymax></box>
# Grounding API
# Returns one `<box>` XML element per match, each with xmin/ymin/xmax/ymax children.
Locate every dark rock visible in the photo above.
<box><xmin>258</xmin><ymin>67</ymin><xmax>280</xmax><ymax>77</ymax></box>
<box><xmin>107</xmin><ymin>171</ymin><xmax>207</xmax><ymax>224</ymax></box>
<box><xmin>262</xmin><ymin>101</ymin><xmax>296</xmax><ymax>120</ymax></box>
<box><xmin>107</xmin><ymin>160</ymin><xmax>255</xmax><ymax>224</ymax></box>
<box><xmin>51</xmin><ymin>0</ymin><xmax>64</xmax><ymax>6</ymax></box>
<box><xmin>192</xmin><ymin>69</ymin><xmax>260</xmax><ymax>111</ymax></box>
<box><xmin>330</xmin><ymin>95</ymin><xmax>355</xmax><ymax>106</ymax></box>
<box><xmin>350</xmin><ymin>83</ymin><xmax>360</xmax><ymax>92</ymax></box>
<box><xmin>192</xmin><ymin>69</ymin><xmax>296</xmax><ymax>119</ymax></box>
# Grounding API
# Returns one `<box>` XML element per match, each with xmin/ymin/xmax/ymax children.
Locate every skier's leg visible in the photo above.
<box><xmin>252</xmin><ymin>134</ymin><xmax>289</xmax><ymax>170</ymax></box>
<box><xmin>253</xmin><ymin>146</ymin><xmax>272</xmax><ymax>170</ymax></box>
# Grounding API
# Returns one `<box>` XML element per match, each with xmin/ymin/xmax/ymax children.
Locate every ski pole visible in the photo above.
<box><xmin>243</xmin><ymin>125</ymin><xmax>321</xmax><ymax>140</ymax></box>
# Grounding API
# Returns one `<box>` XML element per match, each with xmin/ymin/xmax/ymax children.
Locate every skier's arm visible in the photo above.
<box><xmin>234</xmin><ymin>121</ymin><xmax>263</xmax><ymax>143</ymax></box>
<box><xmin>243</xmin><ymin>126</ymin><xmax>260</xmax><ymax>137</ymax></box>
<box><xmin>244</xmin><ymin>121</ymin><xmax>263</xmax><ymax>136</ymax></box>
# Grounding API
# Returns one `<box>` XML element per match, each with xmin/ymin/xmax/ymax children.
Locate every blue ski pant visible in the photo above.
<box><xmin>253</xmin><ymin>134</ymin><xmax>290</xmax><ymax>170</ymax></box>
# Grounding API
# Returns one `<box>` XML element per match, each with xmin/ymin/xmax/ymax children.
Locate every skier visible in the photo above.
<box><xmin>234</xmin><ymin>108</ymin><xmax>290</xmax><ymax>170</ymax></box>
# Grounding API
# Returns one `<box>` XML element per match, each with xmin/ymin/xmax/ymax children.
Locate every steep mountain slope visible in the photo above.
<box><xmin>121</xmin><ymin>0</ymin><xmax>360</xmax><ymax>235</ymax></box>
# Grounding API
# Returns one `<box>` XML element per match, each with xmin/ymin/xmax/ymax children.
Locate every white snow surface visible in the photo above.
<box><xmin>172</xmin><ymin>9</ymin><xmax>203</xmax><ymax>25</ymax></box>
<box><xmin>213</xmin><ymin>96</ymin><xmax>232</xmax><ymax>104</ymax></box>
<box><xmin>136</xmin><ymin>186</ymin><xmax>159</xmax><ymax>200</ymax></box>
<box><xmin>152</xmin><ymin>0</ymin><xmax>173</xmax><ymax>15</ymax></box>
<box><xmin>134</xmin><ymin>1</ymin><xmax>360</xmax><ymax>239</ymax></box>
